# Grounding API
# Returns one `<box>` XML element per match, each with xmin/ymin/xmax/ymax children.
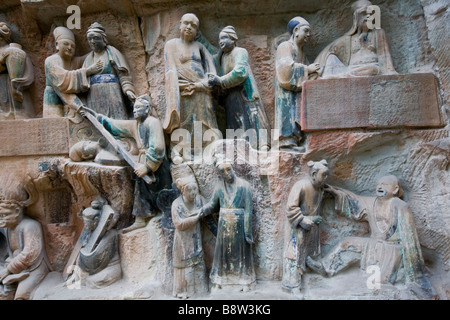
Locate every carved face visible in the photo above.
<box><xmin>219</xmin><ymin>32</ymin><xmax>234</xmax><ymax>52</ymax></box>
<box><xmin>180</xmin><ymin>14</ymin><xmax>199</xmax><ymax>41</ymax></box>
<box><xmin>310</xmin><ymin>168</ymin><xmax>329</xmax><ymax>187</ymax></box>
<box><xmin>376</xmin><ymin>176</ymin><xmax>399</xmax><ymax>199</ymax></box>
<box><xmin>57</xmin><ymin>39</ymin><xmax>76</xmax><ymax>59</ymax></box>
<box><xmin>217</xmin><ymin>163</ymin><xmax>235</xmax><ymax>184</ymax></box>
<box><xmin>133</xmin><ymin>100</ymin><xmax>149</xmax><ymax>119</ymax></box>
<box><xmin>183</xmin><ymin>183</ymin><xmax>198</xmax><ymax>203</ymax></box>
<box><xmin>0</xmin><ymin>202</ymin><xmax>22</xmax><ymax>229</ymax></box>
<box><xmin>293</xmin><ymin>25</ymin><xmax>311</xmax><ymax>46</ymax></box>
<box><xmin>82</xmin><ymin>209</ymin><xmax>100</xmax><ymax>231</ymax></box>
<box><xmin>87</xmin><ymin>32</ymin><xmax>106</xmax><ymax>53</ymax></box>
<box><xmin>355</xmin><ymin>6</ymin><xmax>371</xmax><ymax>30</ymax></box>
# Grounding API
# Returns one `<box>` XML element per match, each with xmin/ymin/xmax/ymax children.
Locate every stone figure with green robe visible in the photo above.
<box><xmin>83</xmin><ymin>22</ymin><xmax>136</xmax><ymax>119</ymax></box>
<box><xmin>275</xmin><ymin>17</ymin><xmax>319</xmax><ymax>151</ymax></box>
<box><xmin>206</xmin><ymin>26</ymin><xmax>271</xmax><ymax>151</ymax></box>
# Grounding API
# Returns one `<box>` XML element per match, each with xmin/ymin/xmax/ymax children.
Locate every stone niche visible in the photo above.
<box><xmin>0</xmin><ymin>0</ymin><xmax>449</xmax><ymax>300</ymax></box>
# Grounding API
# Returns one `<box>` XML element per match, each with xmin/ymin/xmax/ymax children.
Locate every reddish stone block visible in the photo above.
<box><xmin>0</xmin><ymin>118</ymin><xmax>70</xmax><ymax>157</ymax></box>
<box><xmin>301</xmin><ymin>73</ymin><xmax>444</xmax><ymax>131</ymax></box>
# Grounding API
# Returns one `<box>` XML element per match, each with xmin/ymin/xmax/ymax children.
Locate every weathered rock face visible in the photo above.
<box><xmin>0</xmin><ymin>0</ymin><xmax>449</xmax><ymax>300</ymax></box>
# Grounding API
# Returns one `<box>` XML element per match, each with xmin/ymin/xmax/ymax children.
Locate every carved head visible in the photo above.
<box><xmin>287</xmin><ymin>17</ymin><xmax>311</xmax><ymax>46</ymax></box>
<box><xmin>82</xmin><ymin>199</ymin><xmax>103</xmax><ymax>231</ymax></box>
<box><xmin>176</xmin><ymin>176</ymin><xmax>199</xmax><ymax>203</ymax></box>
<box><xmin>307</xmin><ymin>160</ymin><xmax>329</xmax><ymax>187</ymax></box>
<box><xmin>219</xmin><ymin>26</ymin><xmax>238</xmax><ymax>53</ymax></box>
<box><xmin>376</xmin><ymin>175</ymin><xmax>403</xmax><ymax>199</ymax></box>
<box><xmin>215</xmin><ymin>157</ymin><xmax>235</xmax><ymax>184</ymax></box>
<box><xmin>69</xmin><ymin>139</ymin><xmax>106</xmax><ymax>162</ymax></box>
<box><xmin>87</xmin><ymin>22</ymin><xmax>108</xmax><ymax>53</ymax></box>
<box><xmin>54</xmin><ymin>26</ymin><xmax>76</xmax><ymax>59</ymax></box>
<box><xmin>0</xmin><ymin>22</ymin><xmax>11</xmax><ymax>43</ymax></box>
<box><xmin>180</xmin><ymin>13</ymin><xmax>199</xmax><ymax>42</ymax></box>
<box><xmin>133</xmin><ymin>94</ymin><xmax>152</xmax><ymax>119</ymax></box>
<box><xmin>0</xmin><ymin>173</ymin><xmax>37</xmax><ymax>228</ymax></box>
<box><xmin>351</xmin><ymin>0</ymin><xmax>373</xmax><ymax>31</ymax></box>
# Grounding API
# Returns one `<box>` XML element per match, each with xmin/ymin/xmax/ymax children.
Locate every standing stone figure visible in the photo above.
<box><xmin>83</xmin><ymin>22</ymin><xmax>137</xmax><ymax>119</ymax></box>
<box><xmin>0</xmin><ymin>22</ymin><xmax>34</xmax><ymax>120</ymax></box>
<box><xmin>163</xmin><ymin>13</ymin><xmax>221</xmax><ymax>164</ymax></box>
<box><xmin>275</xmin><ymin>17</ymin><xmax>319</xmax><ymax>151</ymax></box>
<box><xmin>307</xmin><ymin>175</ymin><xmax>437</xmax><ymax>300</ymax></box>
<box><xmin>282</xmin><ymin>160</ymin><xmax>329</xmax><ymax>297</ymax></box>
<box><xmin>0</xmin><ymin>173</ymin><xmax>50</xmax><ymax>300</ymax></box>
<box><xmin>171</xmin><ymin>165</ymin><xmax>208</xmax><ymax>299</ymax></box>
<box><xmin>65</xmin><ymin>197</ymin><xmax>121</xmax><ymax>289</ymax></box>
<box><xmin>43</xmin><ymin>26</ymin><xmax>102</xmax><ymax>117</ymax></box>
<box><xmin>207</xmin><ymin>26</ymin><xmax>271</xmax><ymax>151</ymax></box>
<box><xmin>314</xmin><ymin>0</ymin><xmax>397</xmax><ymax>78</ymax></box>
<box><xmin>81</xmin><ymin>94</ymin><xmax>171</xmax><ymax>233</ymax></box>
<box><xmin>199</xmin><ymin>157</ymin><xmax>255</xmax><ymax>291</ymax></box>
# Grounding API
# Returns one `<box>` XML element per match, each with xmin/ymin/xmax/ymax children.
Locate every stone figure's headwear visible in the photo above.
<box><xmin>53</xmin><ymin>26</ymin><xmax>75</xmax><ymax>43</ymax></box>
<box><xmin>221</xmin><ymin>26</ymin><xmax>238</xmax><ymax>41</ymax></box>
<box><xmin>348</xmin><ymin>0</ymin><xmax>374</xmax><ymax>35</ymax></box>
<box><xmin>87</xmin><ymin>22</ymin><xmax>108</xmax><ymax>44</ymax></box>
<box><xmin>287</xmin><ymin>16</ymin><xmax>310</xmax><ymax>35</ymax></box>
<box><xmin>0</xmin><ymin>22</ymin><xmax>11</xmax><ymax>42</ymax></box>
<box><xmin>171</xmin><ymin>163</ymin><xmax>199</xmax><ymax>193</ymax></box>
<box><xmin>352</xmin><ymin>0</ymin><xmax>373</xmax><ymax>12</ymax></box>
<box><xmin>214</xmin><ymin>154</ymin><xmax>233</xmax><ymax>168</ymax></box>
<box><xmin>135</xmin><ymin>94</ymin><xmax>151</xmax><ymax>106</ymax></box>
<box><xmin>0</xmin><ymin>172</ymin><xmax>37</xmax><ymax>208</ymax></box>
<box><xmin>307</xmin><ymin>159</ymin><xmax>329</xmax><ymax>174</ymax></box>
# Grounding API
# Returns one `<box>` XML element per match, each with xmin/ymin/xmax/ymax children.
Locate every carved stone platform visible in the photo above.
<box><xmin>301</xmin><ymin>73</ymin><xmax>444</xmax><ymax>131</ymax></box>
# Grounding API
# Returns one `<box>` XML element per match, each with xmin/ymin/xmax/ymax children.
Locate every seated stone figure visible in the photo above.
<box><xmin>314</xmin><ymin>0</ymin><xmax>397</xmax><ymax>78</ymax></box>
<box><xmin>0</xmin><ymin>173</ymin><xmax>50</xmax><ymax>300</ymax></box>
<box><xmin>65</xmin><ymin>197</ymin><xmax>121</xmax><ymax>289</ymax></box>
<box><xmin>307</xmin><ymin>175</ymin><xmax>437</xmax><ymax>300</ymax></box>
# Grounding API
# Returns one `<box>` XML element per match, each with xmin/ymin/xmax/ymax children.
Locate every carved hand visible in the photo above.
<box><xmin>207</xmin><ymin>73</ymin><xmax>220</xmax><ymax>86</ymax></box>
<box><xmin>307</xmin><ymin>63</ymin><xmax>320</xmax><ymax>74</ymax></box>
<box><xmin>78</xmin><ymin>106</ymin><xmax>97</xmax><ymax>118</ymax></box>
<box><xmin>0</xmin><ymin>267</ymin><xmax>11</xmax><ymax>281</ymax></box>
<box><xmin>86</xmin><ymin>59</ymin><xmax>104</xmax><ymax>76</ymax></box>
<box><xmin>134</xmin><ymin>163</ymin><xmax>149</xmax><ymax>178</ymax></box>
<box><xmin>126</xmin><ymin>90</ymin><xmax>136</xmax><ymax>102</ymax></box>
<box><xmin>299</xmin><ymin>216</ymin><xmax>315</xmax><ymax>230</ymax></box>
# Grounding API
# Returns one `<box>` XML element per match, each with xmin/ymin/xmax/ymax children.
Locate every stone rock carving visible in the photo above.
<box><xmin>199</xmin><ymin>156</ymin><xmax>256</xmax><ymax>291</ymax></box>
<box><xmin>314</xmin><ymin>0</ymin><xmax>397</xmax><ymax>78</ymax></box>
<box><xmin>43</xmin><ymin>26</ymin><xmax>103</xmax><ymax>118</ymax></box>
<box><xmin>205</xmin><ymin>26</ymin><xmax>271</xmax><ymax>151</ymax></box>
<box><xmin>0</xmin><ymin>22</ymin><xmax>34</xmax><ymax>120</ymax></box>
<box><xmin>163</xmin><ymin>13</ymin><xmax>222</xmax><ymax>164</ymax></box>
<box><xmin>83</xmin><ymin>22</ymin><xmax>137</xmax><ymax>119</ymax></box>
<box><xmin>275</xmin><ymin>17</ymin><xmax>319</xmax><ymax>151</ymax></box>
<box><xmin>0</xmin><ymin>173</ymin><xmax>50</xmax><ymax>300</ymax></box>
<box><xmin>171</xmin><ymin>164</ymin><xmax>208</xmax><ymax>299</ymax></box>
<box><xmin>282</xmin><ymin>160</ymin><xmax>328</xmax><ymax>297</ymax></box>
<box><xmin>81</xmin><ymin>94</ymin><xmax>171</xmax><ymax>233</ymax></box>
<box><xmin>69</xmin><ymin>139</ymin><xmax>126</xmax><ymax>166</ymax></box>
<box><xmin>65</xmin><ymin>197</ymin><xmax>121</xmax><ymax>289</ymax></box>
<box><xmin>307</xmin><ymin>175</ymin><xmax>437</xmax><ymax>300</ymax></box>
